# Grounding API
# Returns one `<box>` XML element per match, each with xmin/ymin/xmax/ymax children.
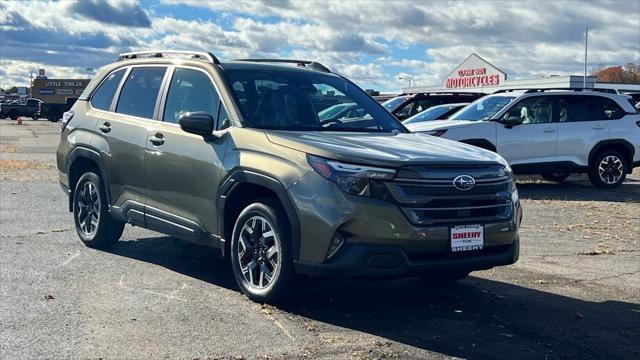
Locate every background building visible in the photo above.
<box><xmin>404</xmin><ymin>53</ymin><xmax>640</xmax><ymax>94</ymax></box>
<box><xmin>31</xmin><ymin>69</ymin><xmax>90</xmax><ymax>104</ymax></box>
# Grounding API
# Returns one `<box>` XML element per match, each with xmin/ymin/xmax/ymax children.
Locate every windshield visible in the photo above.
<box><xmin>223</xmin><ymin>68</ymin><xmax>406</xmax><ymax>132</ymax></box>
<box><xmin>318</xmin><ymin>102</ymin><xmax>355</xmax><ymax>120</ymax></box>
<box><xmin>449</xmin><ymin>96</ymin><xmax>515</xmax><ymax>121</ymax></box>
<box><xmin>403</xmin><ymin>106</ymin><xmax>453</xmax><ymax>124</ymax></box>
<box><xmin>382</xmin><ymin>96</ymin><xmax>410</xmax><ymax>111</ymax></box>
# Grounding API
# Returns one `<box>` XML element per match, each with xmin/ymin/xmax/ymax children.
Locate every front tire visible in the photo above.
<box><xmin>230</xmin><ymin>200</ymin><xmax>294</xmax><ymax>303</ymax></box>
<box><xmin>588</xmin><ymin>151</ymin><xmax>627</xmax><ymax>188</ymax></box>
<box><xmin>541</xmin><ymin>172</ymin><xmax>570</xmax><ymax>183</ymax></box>
<box><xmin>73</xmin><ymin>172</ymin><xmax>124</xmax><ymax>248</ymax></box>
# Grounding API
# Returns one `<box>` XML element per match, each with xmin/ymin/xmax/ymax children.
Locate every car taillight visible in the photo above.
<box><xmin>61</xmin><ymin>111</ymin><xmax>74</xmax><ymax>132</ymax></box>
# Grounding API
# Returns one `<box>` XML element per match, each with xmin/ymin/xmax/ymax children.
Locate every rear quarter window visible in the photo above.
<box><xmin>90</xmin><ymin>69</ymin><xmax>126</xmax><ymax>111</ymax></box>
<box><xmin>598</xmin><ymin>97</ymin><xmax>627</xmax><ymax>119</ymax></box>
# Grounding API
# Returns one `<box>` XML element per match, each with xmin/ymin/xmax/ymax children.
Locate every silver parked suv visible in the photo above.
<box><xmin>407</xmin><ymin>89</ymin><xmax>640</xmax><ymax>188</ymax></box>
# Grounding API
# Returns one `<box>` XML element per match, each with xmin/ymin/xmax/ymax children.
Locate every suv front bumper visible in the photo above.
<box><xmin>294</xmin><ymin>235</ymin><xmax>519</xmax><ymax>278</ymax></box>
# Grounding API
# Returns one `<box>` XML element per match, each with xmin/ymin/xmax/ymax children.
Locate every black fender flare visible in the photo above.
<box><xmin>66</xmin><ymin>146</ymin><xmax>111</xmax><ymax>210</ymax></box>
<box><xmin>588</xmin><ymin>139</ymin><xmax>635</xmax><ymax>172</ymax></box>
<box><xmin>460</xmin><ymin>138</ymin><xmax>497</xmax><ymax>152</ymax></box>
<box><xmin>217</xmin><ymin>169</ymin><xmax>301</xmax><ymax>260</ymax></box>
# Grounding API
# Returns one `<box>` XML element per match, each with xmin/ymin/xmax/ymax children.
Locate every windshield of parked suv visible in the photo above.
<box><xmin>223</xmin><ymin>68</ymin><xmax>406</xmax><ymax>132</ymax></box>
<box><xmin>382</xmin><ymin>96</ymin><xmax>410</xmax><ymax>111</ymax></box>
<box><xmin>318</xmin><ymin>102</ymin><xmax>356</xmax><ymax>120</ymax></box>
<box><xmin>403</xmin><ymin>105</ymin><xmax>456</xmax><ymax>124</ymax></box>
<box><xmin>449</xmin><ymin>95</ymin><xmax>515</xmax><ymax>121</ymax></box>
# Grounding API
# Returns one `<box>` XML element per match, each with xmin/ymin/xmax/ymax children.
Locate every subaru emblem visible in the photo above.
<box><xmin>453</xmin><ymin>175</ymin><xmax>476</xmax><ymax>191</ymax></box>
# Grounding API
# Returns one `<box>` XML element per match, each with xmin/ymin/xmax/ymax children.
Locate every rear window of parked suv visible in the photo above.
<box><xmin>91</xmin><ymin>69</ymin><xmax>125</xmax><ymax>111</ymax></box>
<box><xmin>557</xmin><ymin>95</ymin><xmax>626</xmax><ymax>122</ymax></box>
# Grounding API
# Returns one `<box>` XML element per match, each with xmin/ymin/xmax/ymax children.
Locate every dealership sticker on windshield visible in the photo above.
<box><xmin>451</xmin><ymin>224</ymin><xmax>484</xmax><ymax>252</ymax></box>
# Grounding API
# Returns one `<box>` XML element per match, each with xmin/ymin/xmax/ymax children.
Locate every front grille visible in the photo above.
<box><xmin>385</xmin><ymin>164</ymin><xmax>513</xmax><ymax>226</ymax></box>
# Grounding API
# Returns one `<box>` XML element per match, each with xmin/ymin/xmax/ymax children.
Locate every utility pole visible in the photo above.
<box><xmin>583</xmin><ymin>26</ymin><xmax>588</xmax><ymax>89</ymax></box>
<box><xmin>29</xmin><ymin>71</ymin><xmax>34</xmax><ymax>98</ymax></box>
<box><xmin>398</xmin><ymin>76</ymin><xmax>412</xmax><ymax>88</ymax></box>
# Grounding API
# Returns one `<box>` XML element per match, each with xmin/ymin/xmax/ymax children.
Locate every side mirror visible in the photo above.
<box><xmin>179</xmin><ymin>111</ymin><xmax>214</xmax><ymax>135</ymax></box>
<box><xmin>502</xmin><ymin>115</ymin><xmax>524</xmax><ymax>127</ymax></box>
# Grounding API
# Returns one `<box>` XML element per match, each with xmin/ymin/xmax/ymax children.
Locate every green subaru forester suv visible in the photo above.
<box><xmin>57</xmin><ymin>51</ymin><xmax>521</xmax><ymax>303</ymax></box>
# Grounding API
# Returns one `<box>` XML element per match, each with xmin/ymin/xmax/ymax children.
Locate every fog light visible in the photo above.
<box><xmin>326</xmin><ymin>232</ymin><xmax>345</xmax><ymax>259</ymax></box>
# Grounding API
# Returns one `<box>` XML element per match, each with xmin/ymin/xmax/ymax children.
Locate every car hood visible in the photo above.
<box><xmin>405</xmin><ymin>119</ymin><xmax>480</xmax><ymax>133</ymax></box>
<box><xmin>265</xmin><ymin>130</ymin><xmax>505</xmax><ymax>167</ymax></box>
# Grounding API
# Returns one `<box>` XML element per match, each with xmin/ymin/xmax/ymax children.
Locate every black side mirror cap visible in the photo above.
<box><xmin>503</xmin><ymin>115</ymin><xmax>524</xmax><ymax>127</ymax></box>
<box><xmin>179</xmin><ymin>111</ymin><xmax>214</xmax><ymax>135</ymax></box>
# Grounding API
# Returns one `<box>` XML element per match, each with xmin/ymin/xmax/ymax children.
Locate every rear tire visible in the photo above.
<box><xmin>541</xmin><ymin>172</ymin><xmax>570</xmax><ymax>183</ymax></box>
<box><xmin>8</xmin><ymin>110</ymin><xmax>18</xmax><ymax>120</ymax></box>
<box><xmin>588</xmin><ymin>150</ymin><xmax>627</xmax><ymax>188</ymax></box>
<box><xmin>230</xmin><ymin>199</ymin><xmax>294</xmax><ymax>304</ymax></box>
<box><xmin>48</xmin><ymin>110</ymin><xmax>62</xmax><ymax>122</ymax></box>
<box><xmin>73</xmin><ymin>171</ymin><xmax>124</xmax><ymax>248</ymax></box>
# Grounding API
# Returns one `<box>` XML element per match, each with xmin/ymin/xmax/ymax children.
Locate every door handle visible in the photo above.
<box><xmin>99</xmin><ymin>122</ymin><xmax>111</xmax><ymax>133</ymax></box>
<box><xmin>543</xmin><ymin>127</ymin><xmax>556</xmax><ymax>133</ymax></box>
<box><xmin>149</xmin><ymin>133</ymin><xmax>165</xmax><ymax>146</ymax></box>
<box><xmin>592</xmin><ymin>125</ymin><xmax>605</xmax><ymax>130</ymax></box>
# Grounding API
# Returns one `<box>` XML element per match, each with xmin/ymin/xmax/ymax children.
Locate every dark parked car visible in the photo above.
<box><xmin>0</xmin><ymin>98</ymin><xmax>41</xmax><ymax>120</ymax></box>
<box><xmin>41</xmin><ymin>98</ymin><xmax>78</xmax><ymax>122</ymax></box>
<box><xmin>403</xmin><ymin>102</ymin><xmax>470</xmax><ymax>125</ymax></box>
<box><xmin>383</xmin><ymin>92</ymin><xmax>485</xmax><ymax>120</ymax></box>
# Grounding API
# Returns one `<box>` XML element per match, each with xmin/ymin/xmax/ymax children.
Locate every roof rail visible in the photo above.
<box><xmin>405</xmin><ymin>91</ymin><xmax>487</xmax><ymax>96</ymax></box>
<box><xmin>493</xmin><ymin>87</ymin><xmax>617</xmax><ymax>94</ymax></box>
<box><xmin>118</xmin><ymin>50</ymin><xmax>221</xmax><ymax>64</ymax></box>
<box><xmin>235</xmin><ymin>58</ymin><xmax>331</xmax><ymax>73</ymax></box>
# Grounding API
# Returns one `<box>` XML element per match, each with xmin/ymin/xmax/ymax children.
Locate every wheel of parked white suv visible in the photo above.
<box><xmin>73</xmin><ymin>171</ymin><xmax>124</xmax><ymax>248</ymax></box>
<box><xmin>230</xmin><ymin>199</ymin><xmax>294</xmax><ymax>303</ymax></box>
<box><xmin>588</xmin><ymin>150</ymin><xmax>627</xmax><ymax>188</ymax></box>
<box><xmin>541</xmin><ymin>172</ymin><xmax>570</xmax><ymax>183</ymax></box>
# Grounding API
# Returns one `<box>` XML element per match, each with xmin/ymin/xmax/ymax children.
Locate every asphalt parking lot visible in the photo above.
<box><xmin>1</xmin><ymin>119</ymin><xmax>638</xmax><ymax>360</ymax></box>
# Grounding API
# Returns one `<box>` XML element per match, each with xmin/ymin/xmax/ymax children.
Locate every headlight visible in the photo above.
<box><xmin>307</xmin><ymin>154</ymin><xmax>396</xmax><ymax>196</ymax></box>
<box><xmin>424</xmin><ymin>129</ymin><xmax>447</xmax><ymax>137</ymax></box>
<box><xmin>500</xmin><ymin>164</ymin><xmax>513</xmax><ymax>179</ymax></box>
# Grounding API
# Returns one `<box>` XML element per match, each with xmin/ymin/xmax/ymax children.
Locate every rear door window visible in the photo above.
<box><xmin>116</xmin><ymin>67</ymin><xmax>167</xmax><ymax>119</ymax></box>
<box><xmin>556</xmin><ymin>95</ymin><xmax>599</xmax><ymax>122</ymax></box>
<box><xmin>91</xmin><ymin>69</ymin><xmax>126</xmax><ymax>111</ymax></box>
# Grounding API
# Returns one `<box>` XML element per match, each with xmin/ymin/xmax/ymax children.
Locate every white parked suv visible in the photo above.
<box><xmin>406</xmin><ymin>89</ymin><xmax>640</xmax><ymax>188</ymax></box>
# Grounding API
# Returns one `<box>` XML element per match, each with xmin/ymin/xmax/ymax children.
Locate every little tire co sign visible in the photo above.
<box><xmin>443</xmin><ymin>53</ymin><xmax>506</xmax><ymax>89</ymax></box>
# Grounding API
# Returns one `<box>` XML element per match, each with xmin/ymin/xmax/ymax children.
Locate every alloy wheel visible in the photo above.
<box><xmin>76</xmin><ymin>181</ymin><xmax>100</xmax><ymax>236</ymax></box>
<box><xmin>598</xmin><ymin>155</ymin><xmax>624</xmax><ymax>185</ymax></box>
<box><xmin>237</xmin><ymin>215</ymin><xmax>280</xmax><ymax>289</ymax></box>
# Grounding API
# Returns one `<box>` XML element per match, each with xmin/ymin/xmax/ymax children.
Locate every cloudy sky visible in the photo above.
<box><xmin>1</xmin><ymin>0</ymin><xmax>639</xmax><ymax>91</ymax></box>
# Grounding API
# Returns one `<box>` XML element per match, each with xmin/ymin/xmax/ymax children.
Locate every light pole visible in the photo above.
<box><xmin>583</xmin><ymin>26</ymin><xmax>588</xmax><ymax>89</ymax></box>
<box><xmin>398</xmin><ymin>76</ymin><xmax>412</xmax><ymax>88</ymax></box>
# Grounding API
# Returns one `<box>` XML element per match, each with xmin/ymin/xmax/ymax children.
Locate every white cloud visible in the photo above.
<box><xmin>1</xmin><ymin>0</ymin><xmax>638</xmax><ymax>92</ymax></box>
